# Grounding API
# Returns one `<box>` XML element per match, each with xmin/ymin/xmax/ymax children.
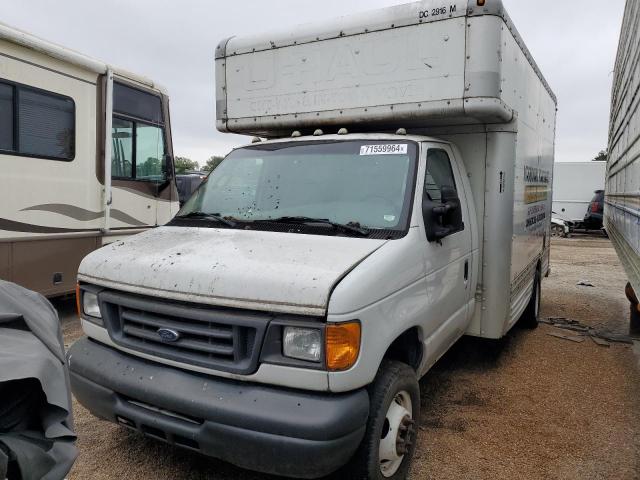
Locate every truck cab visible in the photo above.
<box><xmin>72</xmin><ymin>133</ymin><xmax>480</xmax><ymax>478</ymax></box>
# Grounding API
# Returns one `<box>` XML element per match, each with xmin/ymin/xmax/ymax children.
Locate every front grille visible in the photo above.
<box><xmin>99</xmin><ymin>290</ymin><xmax>268</xmax><ymax>375</ymax></box>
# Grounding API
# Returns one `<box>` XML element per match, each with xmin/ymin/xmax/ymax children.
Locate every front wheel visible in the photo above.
<box><xmin>345</xmin><ymin>360</ymin><xmax>420</xmax><ymax>480</ymax></box>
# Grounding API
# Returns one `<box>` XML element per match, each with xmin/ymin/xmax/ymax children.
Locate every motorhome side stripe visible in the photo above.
<box><xmin>0</xmin><ymin>218</ymin><xmax>98</xmax><ymax>234</ymax></box>
<box><xmin>20</xmin><ymin>204</ymin><xmax>146</xmax><ymax>226</ymax></box>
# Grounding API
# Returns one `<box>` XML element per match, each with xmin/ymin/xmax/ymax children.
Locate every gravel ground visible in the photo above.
<box><xmin>56</xmin><ymin>234</ymin><xmax>640</xmax><ymax>480</ymax></box>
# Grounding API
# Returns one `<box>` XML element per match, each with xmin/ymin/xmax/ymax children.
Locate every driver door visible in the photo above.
<box><xmin>420</xmin><ymin>145</ymin><xmax>473</xmax><ymax>357</ymax></box>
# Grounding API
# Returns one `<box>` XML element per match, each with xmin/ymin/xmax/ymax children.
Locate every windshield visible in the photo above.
<box><xmin>179</xmin><ymin>141</ymin><xmax>417</xmax><ymax>233</ymax></box>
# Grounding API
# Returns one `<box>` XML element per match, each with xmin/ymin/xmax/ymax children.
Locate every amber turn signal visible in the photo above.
<box><xmin>477</xmin><ymin>0</ymin><xmax>486</xmax><ymax>6</ymax></box>
<box><xmin>326</xmin><ymin>322</ymin><xmax>361</xmax><ymax>371</ymax></box>
<box><xmin>75</xmin><ymin>283</ymin><xmax>82</xmax><ymax>319</ymax></box>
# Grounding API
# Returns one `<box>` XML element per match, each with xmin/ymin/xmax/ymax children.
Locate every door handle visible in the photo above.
<box><xmin>464</xmin><ymin>260</ymin><xmax>469</xmax><ymax>282</ymax></box>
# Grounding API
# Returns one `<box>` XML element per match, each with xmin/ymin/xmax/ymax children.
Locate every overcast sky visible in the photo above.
<box><xmin>3</xmin><ymin>0</ymin><xmax>626</xmax><ymax>165</ymax></box>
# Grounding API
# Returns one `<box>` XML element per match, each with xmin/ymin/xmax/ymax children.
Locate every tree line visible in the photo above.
<box><xmin>174</xmin><ymin>156</ymin><xmax>225</xmax><ymax>174</ymax></box>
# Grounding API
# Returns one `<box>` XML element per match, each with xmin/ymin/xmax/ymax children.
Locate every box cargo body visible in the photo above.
<box><xmin>216</xmin><ymin>0</ymin><xmax>557</xmax><ymax>339</ymax></box>
<box><xmin>606</xmin><ymin>0</ymin><xmax>640</xmax><ymax>298</ymax></box>
<box><xmin>553</xmin><ymin>162</ymin><xmax>606</xmax><ymax>224</ymax></box>
<box><xmin>70</xmin><ymin>1</ymin><xmax>556</xmax><ymax>478</ymax></box>
<box><xmin>216</xmin><ymin>0</ymin><xmax>555</xmax><ymax>137</ymax></box>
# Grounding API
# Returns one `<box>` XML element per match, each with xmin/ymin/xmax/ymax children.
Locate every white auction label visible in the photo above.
<box><xmin>360</xmin><ymin>144</ymin><xmax>408</xmax><ymax>156</ymax></box>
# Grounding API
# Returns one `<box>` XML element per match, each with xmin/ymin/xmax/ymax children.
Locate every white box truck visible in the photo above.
<box><xmin>69</xmin><ymin>1</ymin><xmax>556</xmax><ymax>478</ymax></box>
<box><xmin>605</xmin><ymin>0</ymin><xmax>640</xmax><ymax>327</ymax></box>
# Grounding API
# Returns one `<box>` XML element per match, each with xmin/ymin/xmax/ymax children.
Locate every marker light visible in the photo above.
<box><xmin>326</xmin><ymin>322</ymin><xmax>361</xmax><ymax>371</ymax></box>
<box><xmin>75</xmin><ymin>283</ymin><xmax>82</xmax><ymax>319</ymax></box>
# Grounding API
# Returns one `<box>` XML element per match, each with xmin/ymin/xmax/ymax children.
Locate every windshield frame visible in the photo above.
<box><xmin>173</xmin><ymin>139</ymin><xmax>420</xmax><ymax>239</ymax></box>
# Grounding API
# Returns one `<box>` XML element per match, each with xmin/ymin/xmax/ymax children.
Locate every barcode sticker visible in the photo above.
<box><xmin>360</xmin><ymin>144</ymin><xmax>408</xmax><ymax>156</ymax></box>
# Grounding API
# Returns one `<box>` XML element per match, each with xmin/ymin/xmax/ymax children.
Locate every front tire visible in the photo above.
<box><xmin>345</xmin><ymin>360</ymin><xmax>420</xmax><ymax>480</ymax></box>
<box><xmin>520</xmin><ymin>270</ymin><xmax>541</xmax><ymax>329</ymax></box>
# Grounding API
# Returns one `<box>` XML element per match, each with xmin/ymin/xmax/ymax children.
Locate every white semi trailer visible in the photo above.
<box><xmin>605</xmin><ymin>0</ymin><xmax>640</xmax><ymax>326</ymax></box>
<box><xmin>553</xmin><ymin>161</ymin><xmax>606</xmax><ymax>229</ymax></box>
<box><xmin>69</xmin><ymin>1</ymin><xmax>556</xmax><ymax>478</ymax></box>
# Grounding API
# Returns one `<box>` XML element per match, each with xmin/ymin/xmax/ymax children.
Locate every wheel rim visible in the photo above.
<box><xmin>379</xmin><ymin>390</ymin><xmax>414</xmax><ymax>478</ymax></box>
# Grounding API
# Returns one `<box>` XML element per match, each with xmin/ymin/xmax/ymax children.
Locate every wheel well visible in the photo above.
<box><xmin>382</xmin><ymin>328</ymin><xmax>422</xmax><ymax>372</ymax></box>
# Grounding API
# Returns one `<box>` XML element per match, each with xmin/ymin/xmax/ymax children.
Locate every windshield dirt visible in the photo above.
<box><xmin>178</xmin><ymin>141</ymin><xmax>418</xmax><ymax>234</ymax></box>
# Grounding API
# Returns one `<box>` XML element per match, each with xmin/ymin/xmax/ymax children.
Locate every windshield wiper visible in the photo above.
<box><xmin>251</xmin><ymin>216</ymin><xmax>370</xmax><ymax>237</ymax></box>
<box><xmin>174</xmin><ymin>212</ymin><xmax>238</xmax><ymax>228</ymax></box>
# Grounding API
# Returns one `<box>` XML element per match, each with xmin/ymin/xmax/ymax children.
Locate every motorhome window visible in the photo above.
<box><xmin>113</xmin><ymin>82</ymin><xmax>162</xmax><ymax>124</ymax></box>
<box><xmin>135</xmin><ymin>124</ymin><xmax>166</xmax><ymax>181</ymax></box>
<box><xmin>180</xmin><ymin>141</ymin><xmax>418</xmax><ymax>233</ymax></box>
<box><xmin>18</xmin><ymin>89</ymin><xmax>75</xmax><ymax>160</ymax></box>
<box><xmin>0</xmin><ymin>80</ymin><xmax>75</xmax><ymax>160</ymax></box>
<box><xmin>112</xmin><ymin>118</ymin><xmax>133</xmax><ymax>178</ymax></box>
<box><xmin>112</xmin><ymin>119</ymin><xmax>166</xmax><ymax>182</ymax></box>
<box><xmin>0</xmin><ymin>83</ymin><xmax>13</xmax><ymax>151</ymax></box>
<box><xmin>112</xmin><ymin>82</ymin><xmax>166</xmax><ymax>182</ymax></box>
<box><xmin>425</xmin><ymin>149</ymin><xmax>457</xmax><ymax>202</ymax></box>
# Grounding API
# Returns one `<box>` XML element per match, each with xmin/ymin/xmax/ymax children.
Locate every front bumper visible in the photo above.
<box><xmin>68</xmin><ymin>337</ymin><xmax>369</xmax><ymax>479</ymax></box>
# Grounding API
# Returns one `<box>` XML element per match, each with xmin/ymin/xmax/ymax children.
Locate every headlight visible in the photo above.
<box><xmin>283</xmin><ymin>327</ymin><xmax>322</xmax><ymax>362</ymax></box>
<box><xmin>82</xmin><ymin>291</ymin><xmax>102</xmax><ymax>319</ymax></box>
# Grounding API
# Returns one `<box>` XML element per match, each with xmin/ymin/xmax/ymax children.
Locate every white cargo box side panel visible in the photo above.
<box><xmin>223</xmin><ymin>17</ymin><xmax>467</xmax><ymax>120</ymax></box>
<box><xmin>467</xmin><ymin>13</ymin><xmax>556</xmax><ymax>321</ymax></box>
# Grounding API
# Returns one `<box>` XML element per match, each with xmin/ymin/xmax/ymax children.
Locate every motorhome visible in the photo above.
<box><xmin>0</xmin><ymin>22</ymin><xmax>179</xmax><ymax>297</ymax></box>
<box><xmin>69</xmin><ymin>1</ymin><xmax>556</xmax><ymax>478</ymax></box>
<box><xmin>606</xmin><ymin>0</ymin><xmax>640</xmax><ymax>324</ymax></box>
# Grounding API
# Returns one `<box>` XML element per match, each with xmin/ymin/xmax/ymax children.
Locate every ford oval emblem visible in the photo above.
<box><xmin>157</xmin><ymin>328</ymin><xmax>181</xmax><ymax>343</ymax></box>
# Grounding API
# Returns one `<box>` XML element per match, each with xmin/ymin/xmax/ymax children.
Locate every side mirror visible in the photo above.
<box><xmin>422</xmin><ymin>186</ymin><xmax>464</xmax><ymax>242</ymax></box>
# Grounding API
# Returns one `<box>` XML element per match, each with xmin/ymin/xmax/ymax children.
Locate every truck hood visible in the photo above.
<box><xmin>78</xmin><ymin>226</ymin><xmax>387</xmax><ymax>316</ymax></box>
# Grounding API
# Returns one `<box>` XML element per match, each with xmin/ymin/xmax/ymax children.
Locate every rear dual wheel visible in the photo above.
<box><xmin>346</xmin><ymin>360</ymin><xmax>420</xmax><ymax>480</ymax></box>
<box><xmin>520</xmin><ymin>270</ymin><xmax>541</xmax><ymax>329</ymax></box>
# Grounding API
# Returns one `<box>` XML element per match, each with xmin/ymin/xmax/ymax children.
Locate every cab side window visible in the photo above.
<box><xmin>424</xmin><ymin>149</ymin><xmax>457</xmax><ymax>202</ymax></box>
<box><xmin>422</xmin><ymin>148</ymin><xmax>464</xmax><ymax>241</ymax></box>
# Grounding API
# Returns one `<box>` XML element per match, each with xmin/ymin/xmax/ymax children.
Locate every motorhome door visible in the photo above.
<box><xmin>109</xmin><ymin>81</ymin><xmax>170</xmax><ymax>229</ymax></box>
